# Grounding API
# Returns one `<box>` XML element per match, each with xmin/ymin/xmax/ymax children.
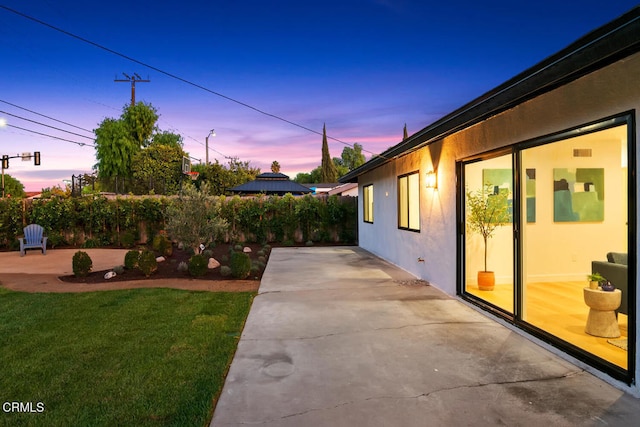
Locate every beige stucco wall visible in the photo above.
<box><xmin>358</xmin><ymin>51</ymin><xmax>640</xmax><ymax>392</ymax></box>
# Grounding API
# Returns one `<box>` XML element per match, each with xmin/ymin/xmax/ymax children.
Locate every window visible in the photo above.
<box><xmin>398</xmin><ymin>172</ymin><xmax>420</xmax><ymax>231</ymax></box>
<box><xmin>363</xmin><ymin>184</ymin><xmax>374</xmax><ymax>223</ymax></box>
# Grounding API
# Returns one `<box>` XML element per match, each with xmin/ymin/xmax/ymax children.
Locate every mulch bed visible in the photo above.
<box><xmin>59</xmin><ymin>242</ymin><xmax>267</xmax><ymax>284</ymax></box>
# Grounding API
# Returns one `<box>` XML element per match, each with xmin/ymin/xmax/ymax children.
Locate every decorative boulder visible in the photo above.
<box><xmin>156</xmin><ymin>256</ymin><xmax>166</xmax><ymax>263</ymax></box>
<box><xmin>208</xmin><ymin>257</ymin><xmax>221</xmax><ymax>269</ymax></box>
<box><xmin>243</xmin><ymin>247</ymin><xmax>252</xmax><ymax>253</ymax></box>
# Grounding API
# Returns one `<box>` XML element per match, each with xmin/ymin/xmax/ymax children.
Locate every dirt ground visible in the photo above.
<box><xmin>59</xmin><ymin>242</ymin><xmax>267</xmax><ymax>284</ymax></box>
<box><xmin>1</xmin><ymin>243</ymin><xmax>267</xmax><ymax>293</ymax></box>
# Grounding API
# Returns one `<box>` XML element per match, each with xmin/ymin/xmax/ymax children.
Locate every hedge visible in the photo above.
<box><xmin>0</xmin><ymin>194</ymin><xmax>357</xmax><ymax>250</ymax></box>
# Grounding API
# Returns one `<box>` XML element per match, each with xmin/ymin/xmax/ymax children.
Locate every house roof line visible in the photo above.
<box><xmin>340</xmin><ymin>6</ymin><xmax>640</xmax><ymax>183</ymax></box>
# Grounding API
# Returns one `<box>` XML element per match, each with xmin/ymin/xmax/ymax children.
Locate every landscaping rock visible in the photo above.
<box><xmin>156</xmin><ymin>256</ymin><xmax>166</xmax><ymax>263</ymax></box>
<box><xmin>243</xmin><ymin>247</ymin><xmax>252</xmax><ymax>253</ymax></box>
<box><xmin>208</xmin><ymin>257</ymin><xmax>221</xmax><ymax>269</ymax></box>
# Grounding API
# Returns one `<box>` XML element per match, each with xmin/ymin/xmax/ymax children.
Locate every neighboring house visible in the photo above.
<box><xmin>229</xmin><ymin>172</ymin><xmax>312</xmax><ymax>196</ymax></box>
<box><xmin>303</xmin><ymin>183</ymin><xmax>341</xmax><ymax>195</ymax></box>
<box><xmin>341</xmin><ymin>7</ymin><xmax>640</xmax><ymax>395</ymax></box>
<box><xmin>327</xmin><ymin>182</ymin><xmax>358</xmax><ymax>197</ymax></box>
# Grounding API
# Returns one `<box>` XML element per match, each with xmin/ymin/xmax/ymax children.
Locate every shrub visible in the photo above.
<box><xmin>113</xmin><ymin>265</ymin><xmax>125</xmax><ymax>275</ymax></box>
<box><xmin>152</xmin><ymin>233</ymin><xmax>173</xmax><ymax>257</ymax></box>
<box><xmin>124</xmin><ymin>250</ymin><xmax>140</xmax><ymax>270</ymax></box>
<box><xmin>120</xmin><ymin>230</ymin><xmax>136</xmax><ymax>248</ymax></box>
<box><xmin>72</xmin><ymin>251</ymin><xmax>92</xmax><ymax>277</ymax></box>
<box><xmin>82</xmin><ymin>238</ymin><xmax>100</xmax><ymax>249</ymax></box>
<box><xmin>138</xmin><ymin>250</ymin><xmax>158</xmax><ymax>277</ymax></box>
<box><xmin>177</xmin><ymin>261</ymin><xmax>188</xmax><ymax>273</ymax></box>
<box><xmin>188</xmin><ymin>254</ymin><xmax>208</xmax><ymax>277</ymax></box>
<box><xmin>257</xmin><ymin>249</ymin><xmax>265</xmax><ymax>257</ymax></box>
<box><xmin>164</xmin><ymin>183</ymin><xmax>228</xmax><ymax>253</ymax></box>
<box><xmin>202</xmin><ymin>249</ymin><xmax>213</xmax><ymax>259</ymax></box>
<box><xmin>220</xmin><ymin>266</ymin><xmax>232</xmax><ymax>277</ymax></box>
<box><xmin>250</xmin><ymin>264</ymin><xmax>261</xmax><ymax>275</ymax></box>
<box><xmin>233</xmin><ymin>244</ymin><xmax>243</xmax><ymax>252</ymax></box>
<box><xmin>230</xmin><ymin>251</ymin><xmax>251</xmax><ymax>279</ymax></box>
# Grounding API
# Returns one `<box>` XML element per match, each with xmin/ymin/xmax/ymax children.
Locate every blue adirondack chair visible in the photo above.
<box><xmin>17</xmin><ymin>224</ymin><xmax>48</xmax><ymax>256</ymax></box>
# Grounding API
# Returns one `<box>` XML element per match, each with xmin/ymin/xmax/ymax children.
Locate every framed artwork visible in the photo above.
<box><xmin>482</xmin><ymin>169</ymin><xmax>513</xmax><ymax>222</ymax></box>
<box><xmin>553</xmin><ymin>168</ymin><xmax>604</xmax><ymax>222</ymax></box>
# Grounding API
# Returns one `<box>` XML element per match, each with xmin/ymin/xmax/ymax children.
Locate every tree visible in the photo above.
<box><xmin>165</xmin><ymin>182</ymin><xmax>228</xmax><ymax>253</ymax></box>
<box><xmin>122</xmin><ymin>102</ymin><xmax>158</xmax><ymax>148</ymax></box>
<box><xmin>341</xmin><ymin>143</ymin><xmax>365</xmax><ymax>171</ymax></box>
<box><xmin>293</xmin><ymin>172</ymin><xmax>312</xmax><ymax>183</ymax></box>
<box><xmin>271</xmin><ymin>161</ymin><xmax>281</xmax><ymax>173</ymax></box>
<box><xmin>152</xmin><ymin>130</ymin><xmax>183</xmax><ymax>148</ymax></box>
<box><xmin>466</xmin><ymin>184</ymin><xmax>510</xmax><ymax>272</ymax></box>
<box><xmin>93</xmin><ymin>102</ymin><xmax>160</xmax><ymax>179</ymax></box>
<box><xmin>131</xmin><ymin>143</ymin><xmax>186</xmax><ymax>194</ymax></box>
<box><xmin>332</xmin><ymin>157</ymin><xmax>349</xmax><ymax>177</ymax></box>
<box><xmin>94</xmin><ymin>118</ymin><xmax>137</xmax><ymax>180</ymax></box>
<box><xmin>1</xmin><ymin>174</ymin><xmax>25</xmax><ymax>198</ymax></box>
<box><xmin>192</xmin><ymin>157</ymin><xmax>260</xmax><ymax>196</ymax></box>
<box><xmin>320</xmin><ymin>124</ymin><xmax>338</xmax><ymax>182</ymax></box>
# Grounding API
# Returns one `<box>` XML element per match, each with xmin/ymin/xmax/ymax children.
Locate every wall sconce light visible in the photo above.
<box><xmin>425</xmin><ymin>170</ymin><xmax>437</xmax><ymax>189</ymax></box>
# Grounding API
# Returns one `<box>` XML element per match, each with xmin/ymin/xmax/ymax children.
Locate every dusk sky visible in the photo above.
<box><xmin>1</xmin><ymin>1</ymin><xmax>638</xmax><ymax>191</ymax></box>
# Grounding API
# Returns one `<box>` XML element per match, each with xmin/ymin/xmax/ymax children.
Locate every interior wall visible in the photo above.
<box><xmin>521</xmin><ymin>128</ymin><xmax>627</xmax><ymax>282</ymax></box>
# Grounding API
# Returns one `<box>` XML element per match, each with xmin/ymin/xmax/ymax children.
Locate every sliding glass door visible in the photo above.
<box><xmin>463</xmin><ymin>153</ymin><xmax>514</xmax><ymax>314</ymax></box>
<box><xmin>460</xmin><ymin>114</ymin><xmax>633</xmax><ymax>377</ymax></box>
<box><xmin>520</xmin><ymin>122</ymin><xmax>630</xmax><ymax>370</ymax></box>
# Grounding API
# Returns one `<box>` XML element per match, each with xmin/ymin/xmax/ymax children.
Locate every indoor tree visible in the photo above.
<box><xmin>466</xmin><ymin>183</ymin><xmax>510</xmax><ymax>290</ymax></box>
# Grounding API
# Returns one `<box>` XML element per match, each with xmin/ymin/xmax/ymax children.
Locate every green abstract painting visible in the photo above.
<box><xmin>553</xmin><ymin>168</ymin><xmax>604</xmax><ymax>222</ymax></box>
<box><xmin>482</xmin><ymin>169</ymin><xmax>512</xmax><ymax>222</ymax></box>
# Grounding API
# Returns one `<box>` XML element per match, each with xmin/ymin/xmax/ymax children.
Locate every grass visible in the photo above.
<box><xmin>0</xmin><ymin>287</ymin><xmax>255</xmax><ymax>427</ymax></box>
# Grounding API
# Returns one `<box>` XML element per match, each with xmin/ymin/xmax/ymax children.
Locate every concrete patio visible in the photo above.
<box><xmin>211</xmin><ymin>246</ymin><xmax>639</xmax><ymax>426</ymax></box>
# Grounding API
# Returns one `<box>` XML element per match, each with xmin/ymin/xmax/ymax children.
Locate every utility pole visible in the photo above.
<box><xmin>114</xmin><ymin>73</ymin><xmax>150</xmax><ymax>106</ymax></box>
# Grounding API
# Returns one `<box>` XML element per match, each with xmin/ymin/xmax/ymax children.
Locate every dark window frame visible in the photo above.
<box><xmin>397</xmin><ymin>170</ymin><xmax>420</xmax><ymax>232</ymax></box>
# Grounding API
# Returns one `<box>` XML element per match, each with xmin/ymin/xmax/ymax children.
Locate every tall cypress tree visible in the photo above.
<box><xmin>320</xmin><ymin>123</ymin><xmax>338</xmax><ymax>182</ymax></box>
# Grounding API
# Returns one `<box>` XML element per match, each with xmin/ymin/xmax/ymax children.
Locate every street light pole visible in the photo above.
<box><xmin>205</xmin><ymin>129</ymin><xmax>216</xmax><ymax>165</ymax></box>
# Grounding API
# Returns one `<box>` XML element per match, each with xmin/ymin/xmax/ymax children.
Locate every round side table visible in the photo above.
<box><xmin>583</xmin><ymin>287</ymin><xmax>621</xmax><ymax>338</ymax></box>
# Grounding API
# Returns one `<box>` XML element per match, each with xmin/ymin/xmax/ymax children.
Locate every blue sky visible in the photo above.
<box><xmin>0</xmin><ymin>1</ymin><xmax>638</xmax><ymax>191</ymax></box>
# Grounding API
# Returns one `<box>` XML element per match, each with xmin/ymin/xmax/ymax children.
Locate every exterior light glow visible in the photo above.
<box><xmin>425</xmin><ymin>170</ymin><xmax>437</xmax><ymax>189</ymax></box>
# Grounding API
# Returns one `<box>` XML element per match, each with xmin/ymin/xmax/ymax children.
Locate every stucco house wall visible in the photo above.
<box><xmin>357</xmin><ymin>50</ymin><xmax>640</xmax><ymax>395</ymax></box>
<box><xmin>358</xmin><ymin>51</ymin><xmax>640</xmax><ymax>301</ymax></box>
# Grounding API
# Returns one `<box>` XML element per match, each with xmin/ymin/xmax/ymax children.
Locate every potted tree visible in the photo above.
<box><xmin>466</xmin><ymin>183</ymin><xmax>510</xmax><ymax>290</ymax></box>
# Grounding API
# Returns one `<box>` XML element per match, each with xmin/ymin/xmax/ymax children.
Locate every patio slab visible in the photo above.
<box><xmin>211</xmin><ymin>246</ymin><xmax>639</xmax><ymax>426</ymax></box>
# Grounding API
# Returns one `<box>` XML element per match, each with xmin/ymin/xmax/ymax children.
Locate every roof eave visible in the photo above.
<box><xmin>340</xmin><ymin>6</ymin><xmax>640</xmax><ymax>184</ymax></box>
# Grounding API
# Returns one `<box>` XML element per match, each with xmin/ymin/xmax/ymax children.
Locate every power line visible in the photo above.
<box><xmin>5</xmin><ymin>124</ymin><xmax>94</xmax><ymax>147</ymax></box>
<box><xmin>0</xmin><ymin>99</ymin><xmax>94</xmax><ymax>134</ymax></box>
<box><xmin>0</xmin><ymin>5</ymin><xmax>385</xmax><ymax>159</ymax></box>
<box><xmin>0</xmin><ymin>110</ymin><xmax>95</xmax><ymax>141</ymax></box>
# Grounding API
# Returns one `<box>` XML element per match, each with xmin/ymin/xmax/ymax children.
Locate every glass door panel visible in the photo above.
<box><xmin>464</xmin><ymin>154</ymin><xmax>514</xmax><ymax>313</ymax></box>
<box><xmin>520</xmin><ymin>124</ymin><xmax>628</xmax><ymax>370</ymax></box>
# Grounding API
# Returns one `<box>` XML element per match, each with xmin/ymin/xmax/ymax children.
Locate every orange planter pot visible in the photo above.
<box><xmin>477</xmin><ymin>271</ymin><xmax>495</xmax><ymax>291</ymax></box>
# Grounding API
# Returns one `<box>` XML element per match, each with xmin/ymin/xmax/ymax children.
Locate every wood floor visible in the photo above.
<box><xmin>467</xmin><ymin>281</ymin><xmax>628</xmax><ymax>369</ymax></box>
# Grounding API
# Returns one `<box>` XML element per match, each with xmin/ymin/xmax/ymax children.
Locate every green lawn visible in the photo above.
<box><xmin>0</xmin><ymin>287</ymin><xmax>255</xmax><ymax>427</ymax></box>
